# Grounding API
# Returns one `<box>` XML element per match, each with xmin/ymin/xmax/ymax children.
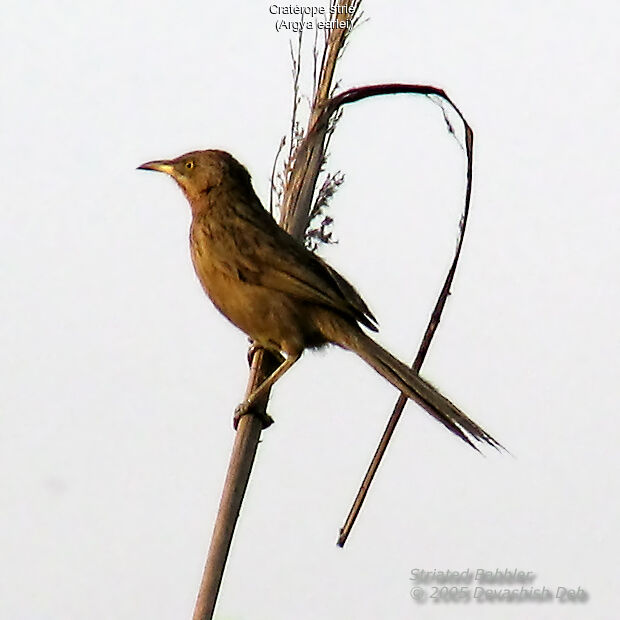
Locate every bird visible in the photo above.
<box><xmin>138</xmin><ymin>149</ymin><xmax>500</xmax><ymax>450</ymax></box>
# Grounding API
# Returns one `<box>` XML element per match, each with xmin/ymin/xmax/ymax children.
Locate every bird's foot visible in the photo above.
<box><xmin>233</xmin><ymin>401</ymin><xmax>274</xmax><ymax>430</ymax></box>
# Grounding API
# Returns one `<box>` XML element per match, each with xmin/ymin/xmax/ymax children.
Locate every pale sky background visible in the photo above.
<box><xmin>1</xmin><ymin>2</ymin><xmax>618</xmax><ymax>619</ymax></box>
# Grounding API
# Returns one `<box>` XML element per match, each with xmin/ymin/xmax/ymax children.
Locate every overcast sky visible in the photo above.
<box><xmin>1</xmin><ymin>2</ymin><xmax>618</xmax><ymax>619</ymax></box>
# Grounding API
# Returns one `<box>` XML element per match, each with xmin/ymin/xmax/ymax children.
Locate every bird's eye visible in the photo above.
<box><xmin>185</xmin><ymin>160</ymin><xmax>195</xmax><ymax>170</ymax></box>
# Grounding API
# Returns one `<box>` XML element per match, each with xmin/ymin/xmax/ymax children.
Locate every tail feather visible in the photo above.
<box><xmin>340</xmin><ymin>329</ymin><xmax>502</xmax><ymax>451</ymax></box>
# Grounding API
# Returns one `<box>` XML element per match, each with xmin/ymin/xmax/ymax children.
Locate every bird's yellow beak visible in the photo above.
<box><xmin>137</xmin><ymin>160</ymin><xmax>176</xmax><ymax>176</ymax></box>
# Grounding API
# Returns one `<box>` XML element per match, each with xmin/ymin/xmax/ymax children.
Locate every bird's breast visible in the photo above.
<box><xmin>188</xmin><ymin>221</ymin><xmax>312</xmax><ymax>355</ymax></box>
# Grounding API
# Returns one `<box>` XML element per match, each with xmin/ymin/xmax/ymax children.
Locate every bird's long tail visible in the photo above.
<box><xmin>335</xmin><ymin>327</ymin><xmax>501</xmax><ymax>451</ymax></box>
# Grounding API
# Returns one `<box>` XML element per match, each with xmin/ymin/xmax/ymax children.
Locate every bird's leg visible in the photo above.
<box><xmin>233</xmin><ymin>352</ymin><xmax>301</xmax><ymax>429</ymax></box>
<box><xmin>246</xmin><ymin>341</ymin><xmax>284</xmax><ymax>367</ymax></box>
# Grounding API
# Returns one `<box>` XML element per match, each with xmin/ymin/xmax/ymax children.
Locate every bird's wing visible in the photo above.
<box><xmin>206</xmin><ymin>197</ymin><xmax>378</xmax><ymax>331</ymax></box>
<box><xmin>260</xmin><ymin>245</ymin><xmax>378</xmax><ymax>331</ymax></box>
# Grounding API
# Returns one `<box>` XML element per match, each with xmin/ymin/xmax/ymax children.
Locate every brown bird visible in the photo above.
<box><xmin>138</xmin><ymin>150</ymin><xmax>500</xmax><ymax>450</ymax></box>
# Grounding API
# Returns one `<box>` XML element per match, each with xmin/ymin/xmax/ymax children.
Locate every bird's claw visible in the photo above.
<box><xmin>233</xmin><ymin>402</ymin><xmax>274</xmax><ymax>430</ymax></box>
<box><xmin>233</xmin><ymin>401</ymin><xmax>249</xmax><ymax>425</ymax></box>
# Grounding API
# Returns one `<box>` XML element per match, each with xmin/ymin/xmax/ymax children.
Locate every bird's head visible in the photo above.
<box><xmin>138</xmin><ymin>149</ymin><xmax>252</xmax><ymax>207</ymax></box>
